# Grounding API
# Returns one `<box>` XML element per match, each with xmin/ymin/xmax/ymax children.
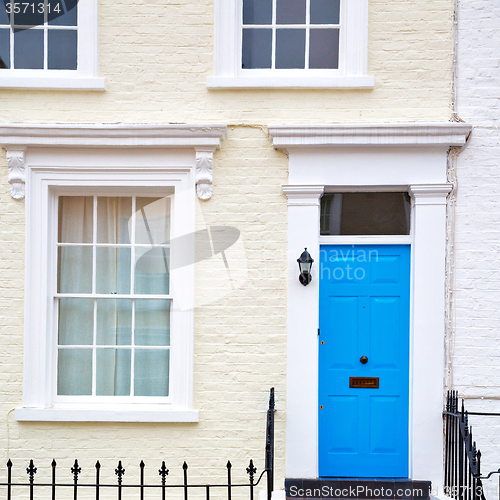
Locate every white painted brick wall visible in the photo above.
<box><xmin>453</xmin><ymin>0</ymin><xmax>500</xmax><ymax>483</ymax></box>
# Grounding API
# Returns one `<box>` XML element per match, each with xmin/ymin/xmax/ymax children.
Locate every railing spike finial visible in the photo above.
<box><xmin>158</xmin><ymin>461</ymin><xmax>169</xmax><ymax>483</ymax></box>
<box><xmin>183</xmin><ymin>461</ymin><xmax>188</xmax><ymax>471</ymax></box>
<box><xmin>7</xmin><ymin>459</ymin><xmax>12</xmax><ymax>468</ymax></box>
<box><xmin>140</xmin><ymin>460</ymin><xmax>145</xmax><ymax>469</ymax></box>
<box><xmin>227</xmin><ymin>460</ymin><xmax>232</xmax><ymax>470</ymax></box>
<box><xmin>26</xmin><ymin>459</ymin><xmax>37</xmax><ymax>482</ymax></box>
<box><xmin>95</xmin><ymin>460</ymin><xmax>101</xmax><ymax>470</ymax></box>
<box><xmin>115</xmin><ymin>461</ymin><xmax>125</xmax><ymax>483</ymax></box>
<box><xmin>246</xmin><ymin>459</ymin><xmax>257</xmax><ymax>484</ymax></box>
<box><xmin>71</xmin><ymin>459</ymin><xmax>81</xmax><ymax>482</ymax></box>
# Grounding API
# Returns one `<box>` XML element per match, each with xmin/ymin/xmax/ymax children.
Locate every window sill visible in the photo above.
<box><xmin>0</xmin><ymin>76</ymin><xmax>106</xmax><ymax>91</ymax></box>
<box><xmin>15</xmin><ymin>407</ymin><xmax>199</xmax><ymax>422</ymax></box>
<box><xmin>206</xmin><ymin>75</ymin><xmax>374</xmax><ymax>89</ymax></box>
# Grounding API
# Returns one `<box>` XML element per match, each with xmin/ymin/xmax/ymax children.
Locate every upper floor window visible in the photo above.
<box><xmin>208</xmin><ymin>0</ymin><xmax>373</xmax><ymax>89</ymax></box>
<box><xmin>242</xmin><ymin>0</ymin><xmax>340</xmax><ymax>70</ymax></box>
<box><xmin>0</xmin><ymin>0</ymin><xmax>104</xmax><ymax>89</ymax></box>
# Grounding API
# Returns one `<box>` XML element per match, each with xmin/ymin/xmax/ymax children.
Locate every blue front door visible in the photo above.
<box><xmin>318</xmin><ymin>245</ymin><xmax>410</xmax><ymax>478</ymax></box>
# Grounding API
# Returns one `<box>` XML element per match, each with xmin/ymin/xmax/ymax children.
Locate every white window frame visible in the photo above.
<box><xmin>207</xmin><ymin>0</ymin><xmax>373</xmax><ymax>89</ymax></box>
<box><xmin>0</xmin><ymin>0</ymin><xmax>104</xmax><ymax>90</ymax></box>
<box><xmin>0</xmin><ymin>123</ymin><xmax>227</xmax><ymax>421</ymax></box>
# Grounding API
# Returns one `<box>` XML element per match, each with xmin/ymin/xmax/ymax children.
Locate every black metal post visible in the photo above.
<box><xmin>159</xmin><ymin>461</ymin><xmax>168</xmax><ymax>500</ymax></box>
<box><xmin>6</xmin><ymin>460</ymin><xmax>11</xmax><ymax>500</ymax></box>
<box><xmin>51</xmin><ymin>459</ymin><xmax>56</xmax><ymax>500</ymax></box>
<box><xmin>247</xmin><ymin>460</ymin><xmax>256</xmax><ymax>500</ymax></box>
<box><xmin>227</xmin><ymin>461</ymin><xmax>232</xmax><ymax>500</ymax></box>
<box><xmin>265</xmin><ymin>388</ymin><xmax>275</xmax><ymax>500</ymax></box>
<box><xmin>115</xmin><ymin>461</ymin><xmax>125</xmax><ymax>500</ymax></box>
<box><xmin>71</xmin><ymin>459</ymin><xmax>81</xmax><ymax>500</ymax></box>
<box><xmin>26</xmin><ymin>460</ymin><xmax>37</xmax><ymax>500</ymax></box>
<box><xmin>95</xmin><ymin>461</ymin><xmax>101</xmax><ymax>500</ymax></box>
<box><xmin>183</xmin><ymin>462</ymin><xmax>188</xmax><ymax>500</ymax></box>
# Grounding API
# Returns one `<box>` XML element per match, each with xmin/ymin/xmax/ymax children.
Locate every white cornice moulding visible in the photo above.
<box><xmin>268</xmin><ymin>123</ymin><xmax>472</xmax><ymax>149</ymax></box>
<box><xmin>6</xmin><ymin>148</ymin><xmax>26</xmax><ymax>200</ymax></box>
<box><xmin>0</xmin><ymin>123</ymin><xmax>227</xmax><ymax>200</ymax></box>
<box><xmin>409</xmin><ymin>184</ymin><xmax>453</xmax><ymax>205</ymax></box>
<box><xmin>282</xmin><ymin>185</ymin><xmax>324</xmax><ymax>206</ymax></box>
<box><xmin>0</xmin><ymin>123</ymin><xmax>227</xmax><ymax>149</ymax></box>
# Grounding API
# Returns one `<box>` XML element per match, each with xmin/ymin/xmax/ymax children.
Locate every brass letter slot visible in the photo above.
<box><xmin>349</xmin><ymin>377</ymin><xmax>379</xmax><ymax>389</ymax></box>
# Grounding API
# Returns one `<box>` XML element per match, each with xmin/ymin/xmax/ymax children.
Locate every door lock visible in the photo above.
<box><xmin>360</xmin><ymin>356</ymin><xmax>368</xmax><ymax>364</ymax></box>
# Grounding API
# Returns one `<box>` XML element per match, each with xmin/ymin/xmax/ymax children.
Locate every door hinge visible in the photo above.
<box><xmin>318</xmin><ymin>328</ymin><xmax>320</xmax><ymax>336</ymax></box>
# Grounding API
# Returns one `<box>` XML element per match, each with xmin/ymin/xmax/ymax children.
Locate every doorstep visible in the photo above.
<box><xmin>285</xmin><ymin>479</ymin><xmax>432</xmax><ymax>500</ymax></box>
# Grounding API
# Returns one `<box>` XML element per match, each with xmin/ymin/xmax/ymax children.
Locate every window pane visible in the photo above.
<box><xmin>243</xmin><ymin>0</ymin><xmax>272</xmax><ymax>25</ymax></box>
<box><xmin>242</xmin><ymin>28</ymin><xmax>272</xmax><ymax>69</ymax></box>
<box><xmin>13</xmin><ymin>7</ymin><xmax>43</xmax><ymax>28</ymax></box>
<box><xmin>0</xmin><ymin>29</ymin><xmax>10</xmax><ymax>69</ymax></box>
<box><xmin>135</xmin><ymin>299</ymin><xmax>170</xmax><ymax>346</ymax></box>
<box><xmin>58</xmin><ymin>196</ymin><xmax>93</xmax><ymax>243</ymax></box>
<box><xmin>48</xmin><ymin>29</ymin><xmax>77</xmax><ymax>70</ymax></box>
<box><xmin>276</xmin><ymin>29</ymin><xmax>305</xmax><ymax>69</ymax></box>
<box><xmin>0</xmin><ymin>5</ymin><xmax>9</xmax><ymax>25</ymax></box>
<box><xmin>136</xmin><ymin>197</ymin><xmax>170</xmax><ymax>245</ymax></box>
<box><xmin>134</xmin><ymin>349</ymin><xmax>169</xmax><ymax>396</ymax></box>
<box><xmin>309</xmin><ymin>29</ymin><xmax>339</xmax><ymax>69</ymax></box>
<box><xmin>310</xmin><ymin>0</ymin><xmax>340</xmax><ymax>24</ymax></box>
<box><xmin>96</xmin><ymin>349</ymin><xmax>131</xmax><ymax>396</ymax></box>
<box><xmin>49</xmin><ymin>0</ymin><xmax>77</xmax><ymax>25</ymax></box>
<box><xmin>96</xmin><ymin>247</ymin><xmax>131</xmax><ymax>294</ymax></box>
<box><xmin>276</xmin><ymin>0</ymin><xmax>306</xmax><ymax>24</ymax></box>
<box><xmin>58</xmin><ymin>298</ymin><xmax>94</xmax><ymax>345</ymax></box>
<box><xmin>96</xmin><ymin>299</ymin><xmax>132</xmax><ymax>346</ymax></box>
<box><xmin>134</xmin><ymin>247</ymin><xmax>169</xmax><ymax>295</ymax></box>
<box><xmin>57</xmin><ymin>349</ymin><xmax>92</xmax><ymax>395</ymax></box>
<box><xmin>97</xmin><ymin>197</ymin><xmax>132</xmax><ymax>244</ymax></box>
<box><xmin>320</xmin><ymin>193</ymin><xmax>411</xmax><ymax>235</ymax></box>
<box><xmin>58</xmin><ymin>246</ymin><xmax>93</xmax><ymax>293</ymax></box>
<box><xmin>13</xmin><ymin>28</ymin><xmax>43</xmax><ymax>69</ymax></box>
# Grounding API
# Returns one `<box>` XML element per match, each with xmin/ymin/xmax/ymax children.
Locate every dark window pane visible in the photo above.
<box><xmin>49</xmin><ymin>0</ymin><xmax>77</xmax><ymax>26</ymax></box>
<box><xmin>276</xmin><ymin>29</ymin><xmax>305</xmax><ymax>69</ymax></box>
<box><xmin>309</xmin><ymin>28</ymin><xmax>339</xmax><ymax>69</ymax></box>
<box><xmin>311</xmin><ymin>0</ymin><xmax>340</xmax><ymax>24</ymax></box>
<box><xmin>242</xmin><ymin>28</ymin><xmax>271</xmax><ymax>69</ymax></box>
<box><xmin>320</xmin><ymin>193</ymin><xmax>412</xmax><ymax>236</ymax></box>
<box><xmin>243</xmin><ymin>0</ymin><xmax>272</xmax><ymax>25</ymax></box>
<box><xmin>0</xmin><ymin>2</ymin><xmax>9</xmax><ymax>25</ymax></box>
<box><xmin>14</xmin><ymin>28</ymin><xmax>43</xmax><ymax>68</ymax></box>
<box><xmin>48</xmin><ymin>29</ymin><xmax>77</xmax><ymax>69</ymax></box>
<box><xmin>276</xmin><ymin>0</ymin><xmax>306</xmax><ymax>24</ymax></box>
<box><xmin>13</xmin><ymin>5</ymin><xmax>43</xmax><ymax>27</ymax></box>
<box><xmin>0</xmin><ymin>28</ymin><xmax>10</xmax><ymax>68</ymax></box>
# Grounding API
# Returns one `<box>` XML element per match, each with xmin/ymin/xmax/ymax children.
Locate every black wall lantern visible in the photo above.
<box><xmin>297</xmin><ymin>248</ymin><xmax>314</xmax><ymax>286</ymax></box>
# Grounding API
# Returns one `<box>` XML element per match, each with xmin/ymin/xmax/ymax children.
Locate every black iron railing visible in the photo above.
<box><xmin>444</xmin><ymin>391</ymin><xmax>486</xmax><ymax>500</ymax></box>
<box><xmin>0</xmin><ymin>388</ymin><xmax>276</xmax><ymax>500</ymax></box>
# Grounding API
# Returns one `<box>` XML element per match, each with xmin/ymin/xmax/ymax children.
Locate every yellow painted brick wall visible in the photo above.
<box><xmin>0</xmin><ymin>0</ymin><xmax>452</xmax><ymax>123</ymax></box>
<box><xmin>0</xmin><ymin>128</ymin><xmax>288</xmax><ymax>496</ymax></box>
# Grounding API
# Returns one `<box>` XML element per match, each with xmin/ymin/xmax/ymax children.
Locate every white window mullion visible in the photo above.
<box><xmin>131</xmin><ymin>298</ymin><xmax>135</xmax><ymax>397</ymax></box>
<box><xmin>130</xmin><ymin>196</ymin><xmax>136</xmax><ymax>397</ymax></box>
<box><xmin>271</xmin><ymin>0</ymin><xmax>276</xmax><ymax>69</ymax></box>
<box><xmin>92</xmin><ymin>298</ymin><xmax>97</xmax><ymax>396</ymax></box>
<box><xmin>305</xmin><ymin>0</ymin><xmax>310</xmax><ymax>69</ymax></box>
<box><xmin>43</xmin><ymin>0</ymin><xmax>48</xmax><ymax>69</ymax></box>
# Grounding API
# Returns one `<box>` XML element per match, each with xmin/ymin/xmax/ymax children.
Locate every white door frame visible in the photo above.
<box><xmin>269</xmin><ymin>123</ymin><xmax>471</xmax><ymax>488</ymax></box>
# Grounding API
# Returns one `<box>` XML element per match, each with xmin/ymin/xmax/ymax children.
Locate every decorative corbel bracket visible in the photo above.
<box><xmin>6</xmin><ymin>148</ymin><xmax>26</xmax><ymax>200</ymax></box>
<box><xmin>195</xmin><ymin>148</ymin><xmax>215</xmax><ymax>201</ymax></box>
